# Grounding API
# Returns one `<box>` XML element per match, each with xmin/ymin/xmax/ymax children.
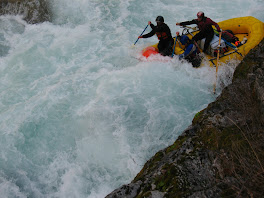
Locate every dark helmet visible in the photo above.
<box><xmin>156</xmin><ymin>16</ymin><xmax>164</xmax><ymax>23</ymax></box>
<box><xmin>197</xmin><ymin>11</ymin><xmax>204</xmax><ymax>18</ymax></box>
<box><xmin>180</xmin><ymin>35</ymin><xmax>189</xmax><ymax>45</ymax></box>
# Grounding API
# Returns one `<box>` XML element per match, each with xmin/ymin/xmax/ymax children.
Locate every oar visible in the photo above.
<box><xmin>181</xmin><ymin>25</ymin><xmax>198</xmax><ymax>31</ymax></box>
<box><xmin>133</xmin><ymin>24</ymin><xmax>149</xmax><ymax>46</ymax></box>
<box><xmin>213</xmin><ymin>31</ymin><xmax>222</xmax><ymax>94</ymax></box>
<box><xmin>171</xmin><ymin>36</ymin><xmax>178</xmax><ymax>57</ymax></box>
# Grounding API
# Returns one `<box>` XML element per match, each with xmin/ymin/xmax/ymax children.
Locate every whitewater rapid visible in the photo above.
<box><xmin>0</xmin><ymin>0</ymin><xmax>263</xmax><ymax>197</ymax></box>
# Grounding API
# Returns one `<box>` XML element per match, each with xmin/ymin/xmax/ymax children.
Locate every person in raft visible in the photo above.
<box><xmin>138</xmin><ymin>16</ymin><xmax>174</xmax><ymax>56</ymax></box>
<box><xmin>177</xmin><ymin>32</ymin><xmax>202</xmax><ymax>68</ymax></box>
<box><xmin>176</xmin><ymin>11</ymin><xmax>221</xmax><ymax>53</ymax></box>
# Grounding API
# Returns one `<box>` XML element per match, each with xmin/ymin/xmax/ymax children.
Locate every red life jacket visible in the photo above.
<box><xmin>156</xmin><ymin>32</ymin><xmax>169</xmax><ymax>40</ymax></box>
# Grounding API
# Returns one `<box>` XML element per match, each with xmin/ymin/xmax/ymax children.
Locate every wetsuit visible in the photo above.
<box><xmin>178</xmin><ymin>39</ymin><xmax>201</xmax><ymax>67</ymax></box>
<box><xmin>142</xmin><ymin>23</ymin><xmax>174</xmax><ymax>56</ymax></box>
<box><xmin>179</xmin><ymin>17</ymin><xmax>221</xmax><ymax>52</ymax></box>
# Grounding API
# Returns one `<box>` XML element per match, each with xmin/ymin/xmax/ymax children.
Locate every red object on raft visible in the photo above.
<box><xmin>142</xmin><ymin>46</ymin><xmax>159</xmax><ymax>57</ymax></box>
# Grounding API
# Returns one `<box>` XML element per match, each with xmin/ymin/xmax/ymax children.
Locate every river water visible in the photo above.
<box><xmin>0</xmin><ymin>0</ymin><xmax>263</xmax><ymax>197</ymax></box>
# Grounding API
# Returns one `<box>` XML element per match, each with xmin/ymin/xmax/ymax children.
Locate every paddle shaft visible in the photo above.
<box><xmin>134</xmin><ymin>24</ymin><xmax>149</xmax><ymax>45</ymax></box>
<box><xmin>214</xmin><ymin>31</ymin><xmax>222</xmax><ymax>94</ymax></box>
<box><xmin>171</xmin><ymin>36</ymin><xmax>178</xmax><ymax>57</ymax></box>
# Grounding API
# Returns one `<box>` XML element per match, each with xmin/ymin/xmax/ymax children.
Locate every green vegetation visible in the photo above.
<box><xmin>192</xmin><ymin>110</ymin><xmax>203</xmax><ymax>123</ymax></box>
<box><xmin>165</xmin><ymin>136</ymin><xmax>188</xmax><ymax>154</ymax></box>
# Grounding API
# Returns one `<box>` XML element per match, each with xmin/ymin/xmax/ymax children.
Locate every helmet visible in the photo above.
<box><xmin>197</xmin><ymin>11</ymin><xmax>204</xmax><ymax>18</ymax></box>
<box><xmin>156</xmin><ymin>16</ymin><xmax>164</xmax><ymax>23</ymax></box>
<box><xmin>180</xmin><ymin>35</ymin><xmax>189</xmax><ymax>45</ymax></box>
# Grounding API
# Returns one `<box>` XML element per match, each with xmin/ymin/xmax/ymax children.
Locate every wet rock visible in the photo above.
<box><xmin>105</xmin><ymin>181</ymin><xmax>142</xmax><ymax>198</ymax></box>
<box><xmin>0</xmin><ymin>0</ymin><xmax>50</xmax><ymax>24</ymax></box>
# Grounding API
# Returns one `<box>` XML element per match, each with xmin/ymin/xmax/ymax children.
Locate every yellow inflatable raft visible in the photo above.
<box><xmin>142</xmin><ymin>16</ymin><xmax>264</xmax><ymax>67</ymax></box>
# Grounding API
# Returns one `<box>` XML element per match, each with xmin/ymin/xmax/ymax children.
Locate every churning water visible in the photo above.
<box><xmin>0</xmin><ymin>0</ymin><xmax>263</xmax><ymax>197</ymax></box>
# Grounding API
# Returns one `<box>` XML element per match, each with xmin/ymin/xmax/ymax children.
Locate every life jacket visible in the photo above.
<box><xmin>155</xmin><ymin>23</ymin><xmax>172</xmax><ymax>41</ymax></box>
<box><xmin>156</xmin><ymin>32</ymin><xmax>169</xmax><ymax>40</ymax></box>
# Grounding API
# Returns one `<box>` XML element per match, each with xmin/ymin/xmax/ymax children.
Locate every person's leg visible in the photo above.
<box><xmin>158</xmin><ymin>41</ymin><xmax>166</xmax><ymax>55</ymax></box>
<box><xmin>192</xmin><ymin>32</ymin><xmax>204</xmax><ymax>42</ymax></box>
<box><xmin>163</xmin><ymin>39</ymin><xmax>174</xmax><ymax>56</ymax></box>
<box><xmin>203</xmin><ymin>32</ymin><xmax>214</xmax><ymax>52</ymax></box>
<box><xmin>191</xmin><ymin>32</ymin><xmax>205</xmax><ymax>52</ymax></box>
<box><xmin>159</xmin><ymin>40</ymin><xmax>173</xmax><ymax>56</ymax></box>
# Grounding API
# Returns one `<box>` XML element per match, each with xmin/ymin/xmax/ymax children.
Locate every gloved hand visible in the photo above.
<box><xmin>138</xmin><ymin>36</ymin><xmax>143</xmax><ymax>39</ymax></box>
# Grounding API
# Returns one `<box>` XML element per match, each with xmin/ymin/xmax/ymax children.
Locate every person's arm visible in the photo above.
<box><xmin>150</xmin><ymin>23</ymin><xmax>155</xmax><ymax>29</ymax></box>
<box><xmin>141</xmin><ymin>29</ymin><xmax>156</xmax><ymax>38</ymax></box>
<box><xmin>207</xmin><ymin>18</ymin><xmax>221</xmax><ymax>32</ymax></box>
<box><xmin>176</xmin><ymin>19</ymin><xmax>197</xmax><ymax>26</ymax></box>
<box><xmin>139</xmin><ymin>21</ymin><xmax>156</xmax><ymax>38</ymax></box>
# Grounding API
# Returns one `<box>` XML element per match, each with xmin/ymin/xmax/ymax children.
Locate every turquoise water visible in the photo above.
<box><xmin>0</xmin><ymin>0</ymin><xmax>263</xmax><ymax>197</ymax></box>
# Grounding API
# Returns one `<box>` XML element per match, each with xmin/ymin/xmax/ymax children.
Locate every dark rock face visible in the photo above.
<box><xmin>0</xmin><ymin>0</ymin><xmax>50</xmax><ymax>24</ymax></box>
<box><xmin>106</xmin><ymin>39</ymin><xmax>264</xmax><ymax>198</ymax></box>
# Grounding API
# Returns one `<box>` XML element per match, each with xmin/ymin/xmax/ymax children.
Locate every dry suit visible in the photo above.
<box><xmin>142</xmin><ymin>23</ymin><xmax>174</xmax><ymax>56</ymax></box>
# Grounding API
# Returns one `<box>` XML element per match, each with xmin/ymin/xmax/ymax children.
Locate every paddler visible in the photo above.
<box><xmin>177</xmin><ymin>33</ymin><xmax>202</xmax><ymax>67</ymax></box>
<box><xmin>138</xmin><ymin>16</ymin><xmax>174</xmax><ymax>56</ymax></box>
<box><xmin>176</xmin><ymin>11</ymin><xmax>221</xmax><ymax>53</ymax></box>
